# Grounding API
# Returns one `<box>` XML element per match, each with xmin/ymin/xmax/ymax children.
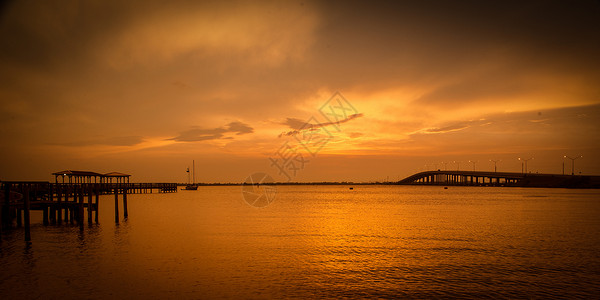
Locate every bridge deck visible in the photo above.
<box><xmin>398</xmin><ymin>171</ymin><xmax>600</xmax><ymax>188</ymax></box>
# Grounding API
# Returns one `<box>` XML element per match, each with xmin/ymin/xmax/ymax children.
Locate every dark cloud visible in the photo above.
<box><xmin>312</xmin><ymin>0</ymin><xmax>600</xmax><ymax>99</ymax></box>
<box><xmin>169</xmin><ymin>121</ymin><xmax>254</xmax><ymax>142</ymax></box>
<box><xmin>414</xmin><ymin>104</ymin><xmax>600</xmax><ymax>143</ymax></box>
<box><xmin>425</xmin><ymin>121</ymin><xmax>481</xmax><ymax>134</ymax></box>
<box><xmin>281</xmin><ymin>117</ymin><xmax>309</xmax><ymax>130</ymax></box>
<box><xmin>414</xmin><ymin>72</ymin><xmax>530</xmax><ymax>108</ymax></box>
<box><xmin>279</xmin><ymin>113</ymin><xmax>363</xmax><ymax>137</ymax></box>
<box><xmin>227</xmin><ymin>121</ymin><xmax>254</xmax><ymax>135</ymax></box>
<box><xmin>0</xmin><ymin>1</ymin><xmax>135</xmax><ymax>71</ymax></box>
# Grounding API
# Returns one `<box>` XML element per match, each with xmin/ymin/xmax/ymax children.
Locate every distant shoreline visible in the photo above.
<box><xmin>182</xmin><ymin>172</ymin><xmax>600</xmax><ymax>189</ymax></box>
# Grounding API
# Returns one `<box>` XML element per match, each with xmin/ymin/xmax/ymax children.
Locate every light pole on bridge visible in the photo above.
<box><xmin>453</xmin><ymin>161</ymin><xmax>461</xmax><ymax>171</ymax></box>
<box><xmin>490</xmin><ymin>159</ymin><xmax>501</xmax><ymax>173</ymax></box>
<box><xmin>564</xmin><ymin>155</ymin><xmax>582</xmax><ymax>175</ymax></box>
<box><xmin>518</xmin><ymin>157</ymin><xmax>533</xmax><ymax>174</ymax></box>
<box><xmin>469</xmin><ymin>160</ymin><xmax>477</xmax><ymax>171</ymax></box>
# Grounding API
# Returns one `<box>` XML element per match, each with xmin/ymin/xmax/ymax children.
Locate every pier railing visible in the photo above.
<box><xmin>50</xmin><ymin>182</ymin><xmax>178</xmax><ymax>195</ymax></box>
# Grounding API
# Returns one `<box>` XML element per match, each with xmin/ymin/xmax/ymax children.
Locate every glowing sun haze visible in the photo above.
<box><xmin>1</xmin><ymin>0</ymin><xmax>599</xmax><ymax>182</ymax></box>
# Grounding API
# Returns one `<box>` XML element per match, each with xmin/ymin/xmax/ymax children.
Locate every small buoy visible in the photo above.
<box><xmin>349</xmin><ymin>187</ymin><xmax>354</xmax><ymax>190</ymax></box>
<box><xmin>444</xmin><ymin>186</ymin><xmax>448</xmax><ymax>189</ymax></box>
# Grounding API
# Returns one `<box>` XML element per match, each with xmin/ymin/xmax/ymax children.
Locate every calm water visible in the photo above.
<box><xmin>1</xmin><ymin>185</ymin><xmax>599</xmax><ymax>298</ymax></box>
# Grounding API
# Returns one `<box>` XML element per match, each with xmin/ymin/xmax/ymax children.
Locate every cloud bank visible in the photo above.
<box><xmin>279</xmin><ymin>113</ymin><xmax>364</xmax><ymax>137</ymax></box>
<box><xmin>169</xmin><ymin>122</ymin><xmax>253</xmax><ymax>142</ymax></box>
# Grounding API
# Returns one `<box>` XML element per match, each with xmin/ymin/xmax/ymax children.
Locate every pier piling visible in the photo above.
<box><xmin>23</xmin><ymin>186</ymin><xmax>31</xmax><ymax>242</ymax></box>
<box><xmin>78</xmin><ymin>186</ymin><xmax>84</xmax><ymax>230</ymax></box>
<box><xmin>43</xmin><ymin>206</ymin><xmax>49</xmax><ymax>226</ymax></box>
<box><xmin>114</xmin><ymin>187</ymin><xmax>119</xmax><ymax>223</ymax></box>
<box><xmin>16</xmin><ymin>208</ymin><xmax>22</xmax><ymax>227</ymax></box>
<box><xmin>123</xmin><ymin>188</ymin><xmax>128</xmax><ymax>219</ymax></box>
<box><xmin>95</xmin><ymin>185</ymin><xmax>99</xmax><ymax>223</ymax></box>
<box><xmin>87</xmin><ymin>184</ymin><xmax>93</xmax><ymax>225</ymax></box>
<box><xmin>2</xmin><ymin>183</ymin><xmax>9</xmax><ymax>230</ymax></box>
<box><xmin>70</xmin><ymin>204</ymin><xmax>74</xmax><ymax>224</ymax></box>
<box><xmin>64</xmin><ymin>186</ymin><xmax>69</xmax><ymax>223</ymax></box>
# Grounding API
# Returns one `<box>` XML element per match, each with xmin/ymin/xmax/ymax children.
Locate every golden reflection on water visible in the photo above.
<box><xmin>1</xmin><ymin>186</ymin><xmax>599</xmax><ymax>298</ymax></box>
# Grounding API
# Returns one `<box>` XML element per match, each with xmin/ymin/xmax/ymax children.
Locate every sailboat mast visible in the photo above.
<box><xmin>192</xmin><ymin>160</ymin><xmax>195</xmax><ymax>184</ymax></box>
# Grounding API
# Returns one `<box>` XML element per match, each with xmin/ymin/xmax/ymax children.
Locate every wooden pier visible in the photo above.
<box><xmin>0</xmin><ymin>181</ymin><xmax>177</xmax><ymax>241</ymax></box>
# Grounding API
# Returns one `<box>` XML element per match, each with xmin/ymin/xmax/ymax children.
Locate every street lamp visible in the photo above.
<box><xmin>564</xmin><ymin>155</ymin><xmax>582</xmax><ymax>175</ymax></box>
<box><xmin>454</xmin><ymin>161</ymin><xmax>461</xmax><ymax>171</ymax></box>
<box><xmin>518</xmin><ymin>157</ymin><xmax>533</xmax><ymax>174</ymax></box>
<box><xmin>490</xmin><ymin>159</ymin><xmax>501</xmax><ymax>172</ymax></box>
<box><xmin>469</xmin><ymin>160</ymin><xmax>477</xmax><ymax>171</ymax></box>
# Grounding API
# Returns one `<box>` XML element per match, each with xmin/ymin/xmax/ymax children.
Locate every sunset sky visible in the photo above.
<box><xmin>1</xmin><ymin>0</ymin><xmax>599</xmax><ymax>182</ymax></box>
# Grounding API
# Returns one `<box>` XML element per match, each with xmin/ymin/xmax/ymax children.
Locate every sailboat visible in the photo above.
<box><xmin>183</xmin><ymin>160</ymin><xmax>198</xmax><ymax>190</ymax></box>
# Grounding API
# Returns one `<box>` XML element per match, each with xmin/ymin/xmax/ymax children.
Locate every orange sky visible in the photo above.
<box><xmin>1</xmin><ymin>0</ymin><xmax>599</xmax><ymax>182</ymax></box>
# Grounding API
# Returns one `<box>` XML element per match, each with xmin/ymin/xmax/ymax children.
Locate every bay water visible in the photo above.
<box><xmin>1</xmin><ymin>185</ymin><xmax>599</xmax><ymax>298</ymax></box>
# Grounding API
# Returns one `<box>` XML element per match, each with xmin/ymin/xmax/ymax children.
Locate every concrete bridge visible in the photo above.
<box><xmin>398</xmin><ymin>170</ymin><xmax>600</xmax><ymax>188</ymax></box>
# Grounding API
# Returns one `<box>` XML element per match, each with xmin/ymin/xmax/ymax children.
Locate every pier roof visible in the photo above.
<box><xmin>103</xmin><ymin>172</ymin><xmax>131</xmax><ymax>177</ymax></box>
<box><xmin>52</xmin><ymin>170</ymin><xmax>103</xmax><ymax>177</ymax></box>
<box><xmin>52</xmin><ymin>170</ymin><xmax>131</xmax><ymax>183</ymax></box>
